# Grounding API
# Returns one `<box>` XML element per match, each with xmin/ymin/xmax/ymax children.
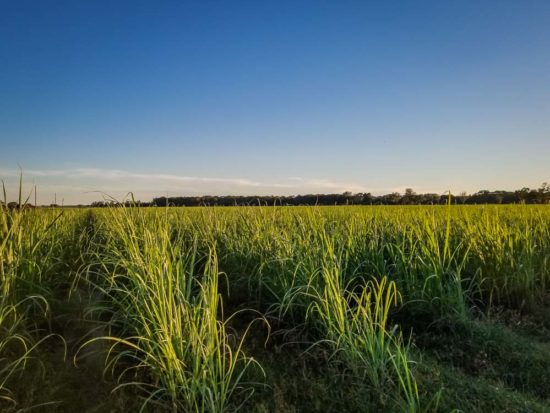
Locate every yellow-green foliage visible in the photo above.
<box><xmin>85</xmin><ymin>207</ymin><xmax>259</xmax><ymax>413</ymax></box>
<box><xmin>0</xmin><ymin>204</ymin><xmax>77</xmax><ymax>406</ymax></box>
<box><xmin>86</xmin><ymin>204</ymin><xmax>550</xmax><ymax>411</ymax></box>
<box><xmin>2</xmin><ymin>203</ymin><xmax>549</xmax><ymax>411</ymax></box>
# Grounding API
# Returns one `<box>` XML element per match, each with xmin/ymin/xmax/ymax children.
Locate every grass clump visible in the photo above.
<box><xmin>83</xmin><ymin>206</ymin><xmax>260</xmax><ymax>412</ymax></box>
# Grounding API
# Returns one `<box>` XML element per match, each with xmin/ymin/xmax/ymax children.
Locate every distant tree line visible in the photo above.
<box><xmin>122</xmin><ymin>183</ymin><xmax>549</xmax><ymax>207</ymax></box>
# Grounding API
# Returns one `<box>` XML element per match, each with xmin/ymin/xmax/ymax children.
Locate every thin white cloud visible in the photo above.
<box><xmin>73</xmin><ymin>168</ymin><xmax>266</xmax><ymax>187</ymax></box>
<box><xmin>0</xmin><ymin>167</ymin><xmax>372</xmax><ymax>204</ymax></box>
<box><xmin>0</xmin><ymin>168</ymin><xmax>68</xmax><ymax>178</ymax></box>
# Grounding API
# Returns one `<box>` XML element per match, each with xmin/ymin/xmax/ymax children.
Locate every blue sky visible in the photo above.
<box><xmin>1</xmin><ymin>1</ymin><xmax>549</xmax><ymax>204</ymax></box>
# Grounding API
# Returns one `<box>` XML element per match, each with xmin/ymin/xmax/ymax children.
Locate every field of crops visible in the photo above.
<box><xmin>1</xmin><ymin>203</ymin><xmax>550</xmax><ymax>412</ymax></box>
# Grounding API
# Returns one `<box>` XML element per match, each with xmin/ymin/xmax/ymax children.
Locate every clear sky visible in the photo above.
<box><xmin>1</xmin><ymin>0</ymin><xmax>549</xmax><ymax>204</ymax></box>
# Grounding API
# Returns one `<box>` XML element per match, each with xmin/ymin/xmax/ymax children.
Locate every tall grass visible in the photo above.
<box><xmin>164</xmin><ymin>204</ymin><xmax>549</xmax><ymax>410</ymax></box>
<box><xmin>82</xmin><ymin>206</ymin><xmax>259</xmax><ymax>412</ymax></box>
<box><xmin>306</xmin><ymin>249</ymin><xmax>419</xmax><ymax>410</ymax></box>
<box><xmin>0</xmin><ymin>182</ymin><xmax>72</xmax><ymax>407</ymax></box>
<box><xmin>185</xmin><ymin>207</ymin><xmax>421</xmax><ymax>410</ymax></box>
<box><xmin>1</xmin><ymin>191</ymin><xmax>549</xmax><ymax>411</ymax></box>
